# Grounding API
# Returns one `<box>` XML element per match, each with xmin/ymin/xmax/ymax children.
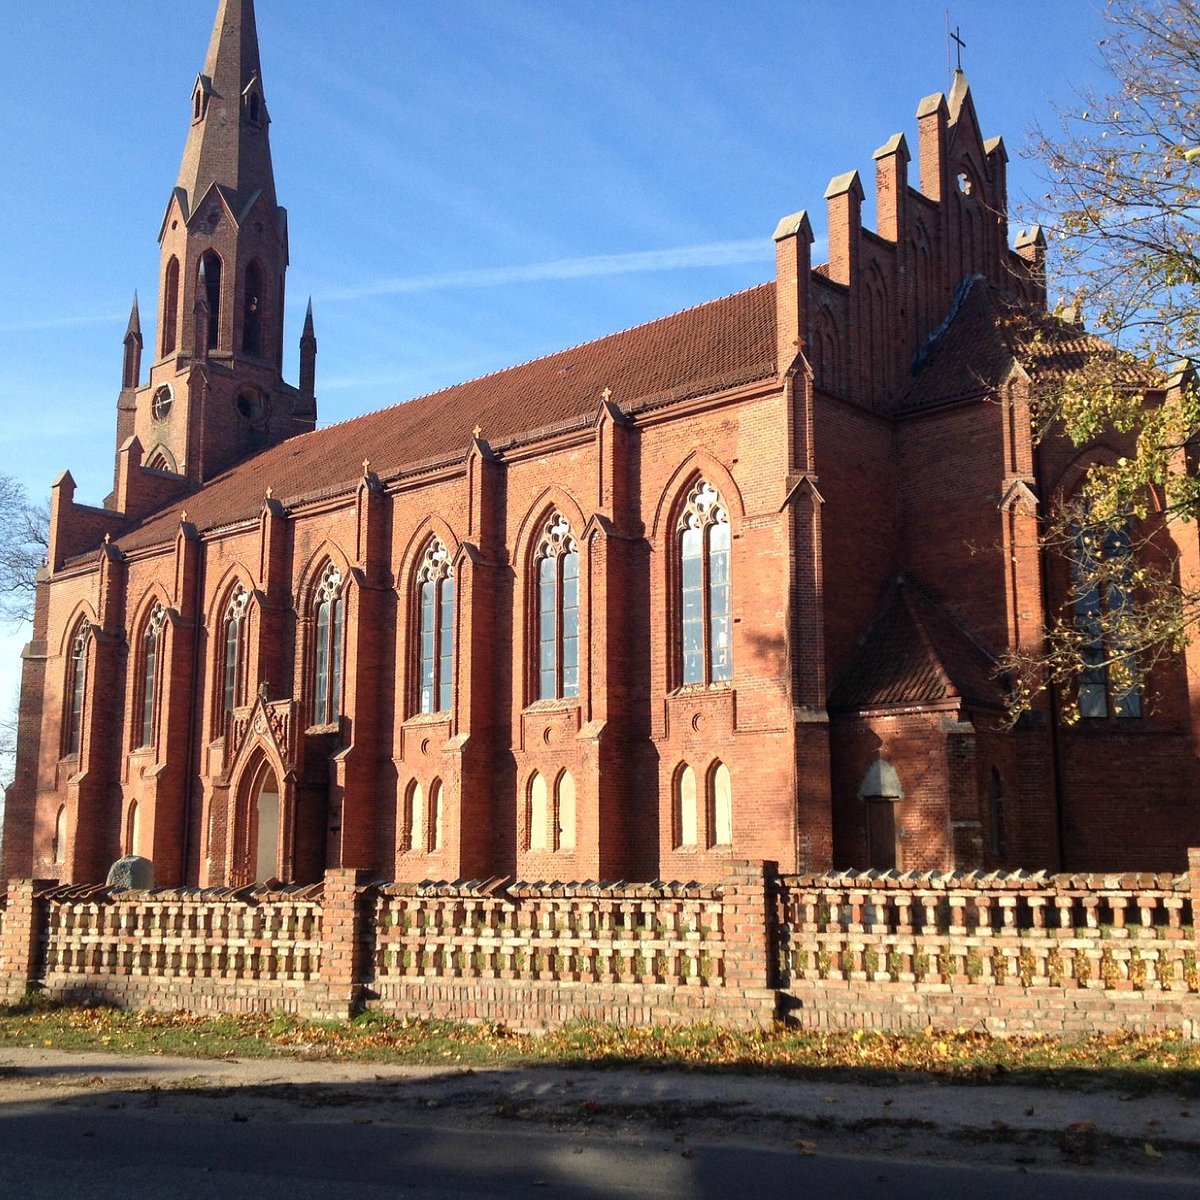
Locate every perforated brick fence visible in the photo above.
<box><xmin>4</xmin><ymin>853</ymin><xmax>1200</xmax><ymax>1035</ymax></box>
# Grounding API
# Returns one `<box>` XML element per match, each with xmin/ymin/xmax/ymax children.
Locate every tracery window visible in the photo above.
<box><xmin>312</xmin><ymin>563</ymin><xmax>345</xmax><ymax>726</ymax></box>
<box><xmin>1071</xmin><ymin>520</ymin><xmax>1141</xmax><ymax>719</ymax></box>
<box><xmin>64</xmin><ymin>620</ymin><xmax>90</xmax><ymax>757</ymax></box>
<box><xmin>535</xmin><ymin>514</ymin><xmax>579</xmax><ymax>701</ymax></box>
<box><xmin>417</xmin><ymin>539</ymin><xmax>455</xmax><ymax>714</ymax></box>
<box><xmin>221</xmin><ymin>585</ymin><xmax>250</xmax><ymax>717</ymax></box>
<box><xmin>679</xmin><ymin>480</ymin><xmax>732</xmax><ymax>686</ymax></box>
<box><xmin>137</xmin><ymin>604</ymin><xmax>167</xmax><ymax>749</ymax></box>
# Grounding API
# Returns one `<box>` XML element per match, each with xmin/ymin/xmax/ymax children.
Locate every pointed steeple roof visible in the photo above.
<box><xmin>125</xmin><ymin>293</ymin><xmax>142</xmax><ymax>343</ymax></box>
<box><xmin>176</xmin><ymin>0</ymin><xmax>276</xmax><ymax>216</ymax></box>
<box><xmin>301</xmin><ymin>297</ymin><xmax>316</xmax><ymax>341</ymax></box>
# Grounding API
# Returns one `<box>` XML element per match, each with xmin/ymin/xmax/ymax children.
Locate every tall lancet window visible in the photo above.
<box><xmin>65</xmin><ymin>620</ymin><xmax>91</xmax><ymax>758</ymax></box>
<box><xmin>162</xmin><ymin>257</ymin><xmax>180</xmax><ymax>358</ymax></box>
<box><xmin>312</xmin><ymin>563</ymin><xmax>345</xmax><ymax>726</ymax></box>
<box><xmin>417</xmin><ymin>539</ymin><xmax>455</xmax><ymax>714</ymax></box>
<box><xmin>138</xmin><ymin>604</ymin><xmax>167</xmax><ymax>749</ymax></box>
<box><xmin>535</xmin><ymin>513</ymin><xmax>579</xmax><ymax>701</ymax></box>
<box><xmin>243</xmin><ymin>261</ymin><xmax>263</xmax><ymax>356</ymax></box>
<box><xmin>679</xmin><ymin>480</ymin><xmax>732</xmax><ymax>685</ymax></box>
<box><xmin>199</xmin><ymin>251</ymin><xmax>222</xmax><ymax>350</ymax></box>
<box><xmin>221</xmin><ymin>585</ymin><xmax>250</xmax><ymax>717</ymax></box>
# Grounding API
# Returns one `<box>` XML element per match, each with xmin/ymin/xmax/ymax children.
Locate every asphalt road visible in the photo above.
<box><xmin>3</xmin><ymin>1049</ymin><xmax>1200</xmax><ymax>1198</ymax></box>
<box><xmin>3</xmin><ymin>1102</ymin><xmax>1200</xmax><ymax>1200</ymax></box>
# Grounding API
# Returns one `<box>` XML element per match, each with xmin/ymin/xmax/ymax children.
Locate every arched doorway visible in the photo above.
<box><xmin>254</xmin><ymin>765</ymin><xmax>280</xmax><ymax>883</ymax></box>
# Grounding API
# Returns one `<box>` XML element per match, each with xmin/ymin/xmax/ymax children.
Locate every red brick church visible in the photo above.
<box><xmin>6</xmin><ymin>0</ymin><xmax>1200</xmax><ymax>889</ymax></box>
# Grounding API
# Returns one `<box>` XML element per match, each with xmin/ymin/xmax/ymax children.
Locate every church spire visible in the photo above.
<box><xmin>176</xmin><ymin>0</ymin><xmax>276</xmax><ymax>215</ymax></box>
<box><xmin>122</xmin><ymin>293</ymin><xmax>143</xmax><ymax>391</ymax></box>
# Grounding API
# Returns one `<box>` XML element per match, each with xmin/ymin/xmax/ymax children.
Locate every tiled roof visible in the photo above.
<box><xmin>116</xmin><ymin>283</ymin><xmax>777</xmax><ymax>552</ymax></box>
<box><xmin>828</xmin><ymin>576</ymin><xmax>1005</xmax><ymax>712</ymax></box>
<box><xmin>894</xmin><ymin>277</ymin><xmax>1139</xmax><ymax>414</ymax></box>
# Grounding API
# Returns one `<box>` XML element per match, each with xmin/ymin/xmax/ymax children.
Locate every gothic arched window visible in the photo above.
<box><xmin>137</xmin><ymin>604</ymin><xmax>167</xmax><ymax>749</ymax></box>
<box><xmin>221</xmin><ymin>585</ymin><xmax>250</xmax><ymax>717</ymax></box>
<box><xmin>556</xmin><ymin>770</ymin><xmax>576</xmax><ymax>852</ymax></box>
<box><xmin>675</xmin><ymin>764</ymin><xmax>698</xmax><ymax>848</ymax></box>
<box><xmin>528</xmin><ymin>771</ymin><xmax>548</xmax><ymax>851</ymax></box>
<box><xmin>64</xmin><ymin>620</ymin><xmax>90</xmax><ymax>758</ymax></box>
<box><xmin>534</xmin><ymin>514</ymin><xmax>579</xmax><ymax>701</ymax></box>
<box><xmin>312</xmin><ymin>563</ymin><xmax>345</xmax><ymax>726</ymax></box>
<box><xmin>162</xmin><ymin>257</ymin><xmax>179</xmax><ymax>357</ymax></box>
<box><xmin>199</xmin><ymin>250</ymin><xmax>222</xmax><ymax>350</ymax></box>
<box><xmin>1071</xmin><ymin>518</ymin><xmax>1141</xmax><ymax>719</ymax></box>
<box><xmin>403</xmin><ymin>781</ymin><xmax>424</xmax><ymax>853</ymax></box>
<box><xmin>243</xmin><ymin>260</ymin><xmax>263</xmax><ymax>356</ymax></box>
<box><xmin>678</xmin><ymin>480</ymin><xmax>732</xmax><ymax>686</ymax></box>
<box><xmin>416</xmin><ymin>539</ymin><xmax>455</xmax><ymax>714</ymax></box>
<box><xmin>429</xmin><ymin>779</ymin><xmax>444</xmax><ymax>853</ymax></box>
<box><xmin>710</xmin><ymin>762</ymin><xmax>733</xmax><ymax>847</ymax></box>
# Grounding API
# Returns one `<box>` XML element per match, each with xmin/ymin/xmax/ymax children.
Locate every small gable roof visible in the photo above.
<box><xmin>829</xmin><ymin>576</ymin><xmax>1006</xmax><ymax>713</ymax></box>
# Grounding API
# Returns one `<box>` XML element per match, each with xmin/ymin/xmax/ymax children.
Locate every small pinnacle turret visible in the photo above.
<box><xmin>122</xmin><ymin>293</ymin><xmax>143</xmax><ymax>391</ymax></box>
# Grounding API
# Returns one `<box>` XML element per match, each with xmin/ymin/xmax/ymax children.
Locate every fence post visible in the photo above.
<box><xmin>1189</xmin><ymin>849</ymin><xmax>1200</xmax><ymax>949</ymax></box>
<box><xmin>318</xmin><ymin>868</ymin><xmax>373</xmax><ymax>1020</ymax></box>
<box><xmin>0</xmin><ymin>880</ymin><xmax>49</xmax><ymax>1003</ymax></box>
<box><xmin>721</xmin><ymin>860</ymin><xmax>778</xmax><ymax>1028</ymax></box>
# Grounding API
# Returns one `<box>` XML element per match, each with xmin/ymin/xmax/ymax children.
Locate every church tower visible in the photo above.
<box><xmin>114</xmin><ymin>0</ymin><xmax>316</xmax><ymax>494</ymax></box>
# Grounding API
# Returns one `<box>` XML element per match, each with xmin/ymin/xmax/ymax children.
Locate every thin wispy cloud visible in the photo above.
<box><xmin>323</xmin><ymin>238</ymin><xmax>795</xmax><ymax>303</ymax></box>
<box><xmin>0</xmin><ymin>312</ymin><xmax>125</xmax><ymax>335</ymax></box>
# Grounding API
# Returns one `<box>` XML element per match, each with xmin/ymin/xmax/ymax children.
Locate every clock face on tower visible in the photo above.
<box><xmin>152</xmin><ymin>383</ymin><xmax>174</xmax><ymax>421</ymax></box>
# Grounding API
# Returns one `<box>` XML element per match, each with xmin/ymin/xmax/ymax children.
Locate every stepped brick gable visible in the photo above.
<box><xmin>7</xmin><ymin>0</ymin><xmax>1200</xmax><ymax>898</ymax></box>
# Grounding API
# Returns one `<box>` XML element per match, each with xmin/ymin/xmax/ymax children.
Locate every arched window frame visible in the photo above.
<box><xmin>415</xmin><ymin>539</ymin><xmax>455</xmax><ymax>715</ymax></box>
<box><xmin>162</xmin><ymin>256</ymin><xmax>180</xmax><ymax>357</ymax></box>
<box><xmin>988</xmin><ymin>767</ymin><xmax>1006</xmax><ymax>860</ymax></box>
<box><xmin>677</xmin><ymin>479</ymin><xmax>732</xmax><ymax>687</ymax></box>
<box><xmin>311</xmin><ymin>562</ymin><xmax>346</xmax><ymax>727</ymax></box>
<box><xmin>52</xmin><ymin>805</ymin><xmax>68</xmax><ymax>866</ymax></box>
<box><xmin>219</xmin><ymin>584</ymin><xmax>251</xmax><ymax>723</ymax></box>
<box><xmin>555</xmin><ymin>770</ymin><xmax>576</xmax><ymax>852</ymax></box>
<box><xmin>708</xmin><ymin>761</ymin><xmax>733</xmax><ymax>848</ymax></box>
<box><xmin>125</xmin><ymin>800</ymin><xmax>141</xmax><ymax>858</ymax></box>
<box><xmin>199</xmin><ymin>249</ymin><xmax>223</xmax><ymax>351</ymax></box>
<box><xmin>401</xmin><ymin>780</ymin><xmax>425</xmax><ymax>854</ymax></box>
<box><xmin>674</xmin><ymin>763</ymin><xmax>698</xmax><ymax>849</ymax></box>
<box><xmin>527</xmin><ymin>771</ymin><xmax>549</xmax><ymax>851</ymax></box>
<box><xmin>533</xmin><ymin>513</ymin><xmax>580</xmax><ymax>702</ymax></box>
<box><xmin>1069</xmin><ymin>512</ymin><xmax>1142</xmax><ymax>720</ymax></box>
<box><xmin>242</xmin><ymin>259</ymin><xmax>264</xmax><ymax>357</ymax></box>
<box><xmin>429</xmin><ymin>779</ymin><xmax>444</xmax><ymax>853</ymax></box>
<box><xmin>135</xmin><ymin>603</ymin><xmax>168</xmax><ymax>750</ymax></box>
<box><xmin>63</xmin><ymin>619</ymin><xmax>91</xmax><ymax>758</ymax></box>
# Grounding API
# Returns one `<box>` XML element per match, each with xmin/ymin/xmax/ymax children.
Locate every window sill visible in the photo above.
<box><xmin>523</xmin><ymin>697</ymin><xmax>581</xmax><ymax>715</ymax></box>
<box><xmin>403</xmin><ymin>710</ymin><xmax>453</xmax><ymax>726</ymax></box>
<box><xmin>669</xmin><ymin>681</ymin><xmax>733</xmax><ymax>697</ymax></box>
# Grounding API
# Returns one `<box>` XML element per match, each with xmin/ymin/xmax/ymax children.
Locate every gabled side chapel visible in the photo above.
<box><xmin>7</xmin><ymin>0</ymin><xmax>1200</xmax><ymax>889</ymax></box>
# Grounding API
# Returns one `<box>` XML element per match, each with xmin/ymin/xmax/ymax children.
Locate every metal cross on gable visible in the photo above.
<box><xmin>950</xmin><ymin>23</ymin><xmax>966</xmax><ymax>72</ymax></box>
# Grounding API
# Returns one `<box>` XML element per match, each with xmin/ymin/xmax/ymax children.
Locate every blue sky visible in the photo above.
<box><xmin>0</xmin><ymin>0</ymin><xmax>1112</xmax><ymax>742</ymax></box>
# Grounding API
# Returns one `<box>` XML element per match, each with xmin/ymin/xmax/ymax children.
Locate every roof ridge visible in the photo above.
<box><xmin>294</xmin><ymin>280</ymin><xmax>776</xmax><ymax>446</ymax></box>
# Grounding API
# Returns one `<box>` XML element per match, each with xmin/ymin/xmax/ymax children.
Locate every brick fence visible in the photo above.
<box><xmin>3</xmin><ymin>854</ymin><xmax>1200</xmax><ymax>1036</ymax></box>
